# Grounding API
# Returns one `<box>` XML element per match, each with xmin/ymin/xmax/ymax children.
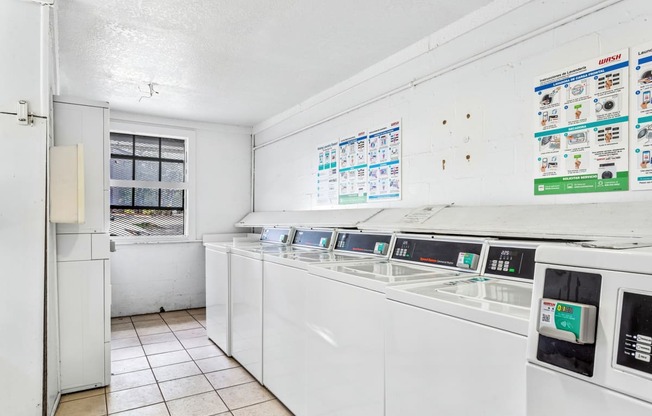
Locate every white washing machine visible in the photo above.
<box><xmin>526</xmin><ymin>241</ymin><xmax>652</xmax><ymax>415</ymax></box>
<box><xmin>204</xmin><ymin>227</ymin><xmax>292</xmax><ymax>357</ymax></box>
<box><xmin>230</xmin><ymin>227</ymin><xmax>336</xmax><ymax>383</ymax></box>
<box><xmin>305</xmin><ymin>234</ymin><xmax>490</xmax><ymax>416</ymax></box>
<box><xmin>262</xmin><ymin>230</ymin><xmax>394</xmax><ymax>416</ymax></box>
<box><xmin>229</xmin><ymin>227</ymin><xmax>306</xmax><ymax>382</ymax></box>
<box><xmin>203</xmin><ymin>233</ymin><xmax>272</xmax><ymax>355</ymax></box>
<box><xmin>384</xmin><ymin>240</ymin><xmax>542</xmax><ymax>416</ymax></box>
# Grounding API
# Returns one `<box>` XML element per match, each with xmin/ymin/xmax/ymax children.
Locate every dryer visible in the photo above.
<box><xmin>384</xmin><ymin>240</ymin><xmax>542</xmax><ymax>416</ymax></box>
<box><xmin>526</xmin><ymin>241</ymin><xmax>652</xmax><ymax>415</ymax></box>
<box><xmin>262</xmin><ymin>230</ymin><xmax>394</xmax><ymax>415</ymax></box>
<box><xmin>306</xmin><ymin>234</ymin><xmax>489</xmax><ymax>416</ymax></box>
<box><xmin>229</xmin><ymin>227</ymin><xmax>334</xmax><ymax>383</ymax></box>
<box><xmin>204</xmin><ymin>227</ymin><xmax>292</xmax><ymax>357</ymax></box>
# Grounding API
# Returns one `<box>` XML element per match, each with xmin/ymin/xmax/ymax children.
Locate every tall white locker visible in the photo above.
<box><xmin>53</xmin><ymin>96</ymin><xmax>112</xmax><ymax>392</ymax></box>
<box><xmin>0</xmin><ymin>115</ymin><xmax>47</xmax><ymax>416</ymax></box>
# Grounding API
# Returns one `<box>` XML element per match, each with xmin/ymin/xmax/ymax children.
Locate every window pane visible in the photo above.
<box><xmin>110</xmin><ymin>187</ymin><xmax>132</xmax><ymax>206</ymax></box>
<box><xmin>161</xmin><ymin>161</ymin><xmax>184</xmax><ymax>182</ymax></box>
<box><xmin>135</xmin><ymin>160</ymin><xmax>159</xmax><ymax>181</ymax></box>
<box><xmin>161</xmin><ymin>189</ymin><xmax>184</xmax><ymax>208</ymax></box>
<box><xmin>110</xmin><ymin>158</ymin><xmax>133</xmax><ymax>180</ymax></box>
<box><xmin>161</xmin><ymin>138</ymin><xmax>185</xmax><ymax>160</ymax></box>
<box><xmin>110</xmin><ymin>208</ymin><xmax>184</xmax><ymax>237</ymax></box>
<box><xmin>135</xmin><ymin>136</ymin><xmax>159</xmax><ymax>158</ymax></box>
<box><xmin>110</xmin><ymin>133</ymin><xmax>133</xmax><ymax>156</ymax></box>
<box><xmin>134</xmin><ymin>188</ymin><xmax>159</xmax><ymax>207</ymax></box>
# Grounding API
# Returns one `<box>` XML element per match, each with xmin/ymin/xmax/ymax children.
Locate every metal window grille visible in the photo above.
<box><xmin>109</xmin><ymin>133</ymin><xmax>187</xmax><ymax>237</ymax></box>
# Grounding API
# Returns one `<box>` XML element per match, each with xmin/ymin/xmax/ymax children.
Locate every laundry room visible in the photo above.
<box><xmin>2</xmin><ymin>0</ymin><xmax>652</xmax><ymax>415</ymax></box>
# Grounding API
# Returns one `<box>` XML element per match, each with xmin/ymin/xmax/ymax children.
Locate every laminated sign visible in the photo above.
<box><xmin>630</xmin><ymin>42</ymin><xmax>652</xmax><ymax>191</ymax></box>
<box><xmin>534</xmin><ymin>50</ymin><xmax>630</xmax><ymax>195</ymax></box>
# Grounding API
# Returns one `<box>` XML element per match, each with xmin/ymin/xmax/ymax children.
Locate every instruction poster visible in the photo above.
<box><xmin>368</xmin><ymin>120</ymin><xmax>401</xmax><ymax>201</ymax></box>
<box><xmin>630</xmin><ymin>42</ymin><xmax>652</xmax><ymax>190</ymax></box>
<box><xmin>534</xmin><ymin>50</ymin><xmax>629</xmax><ymax>195</ymax></box>
<box><xmin>316</xmin><ymin>141</ymin><xmax>338</xmax><ymax>205</ymax></box>
<box><xmin>338</xmin><ymin>132</ymin><xmax>368</xmax><ymax>204</ymax></box>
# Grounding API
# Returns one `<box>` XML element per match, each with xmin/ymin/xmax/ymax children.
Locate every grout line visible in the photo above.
<box><xmin>103</xmin><ymin>309</ymin><xmax>286</xmax><ymax>416</ymax></box>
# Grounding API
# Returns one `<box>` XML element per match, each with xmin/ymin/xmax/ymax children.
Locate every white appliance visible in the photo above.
<box><xmin>526</xmin><ymin>241</ymin><xmax>652</xmax><ymax>415</ymax></box>
<box><xmin>262</xmin><ymin>230</ymin><xmax>394</xmax><ymax>416</ymax></box>
<box><xmin>229</xmin><ymin>227</ymin><xmax>335</xmax><ymax>383</ymax></box>
<box><xmin>204</xmin><ymin>229</ymin><xmax>279</xmax><ymax>357</ymax></box>
<box><xmin>53</xmin><ymin>96</ymin><xmax>112</xmax><ymax>393</ymax></box>
<box><xmin>306</xmin><ymin>234</ymin><xmax>489</xmax><ymax>416</ymax></box>
<box><xmin>384</xmin><ymin>240</ymin><xmax>541</xmax><ymax>416</ymax></box>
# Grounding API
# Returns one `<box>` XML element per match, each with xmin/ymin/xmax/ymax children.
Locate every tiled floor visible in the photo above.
<box><xmin>56</xmin><ymin>308</ymin><xmax>293</xmax><ymax>416</ymax></box>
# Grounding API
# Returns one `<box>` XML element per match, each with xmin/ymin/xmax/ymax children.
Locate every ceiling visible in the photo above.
<box><xmin>57</xmin><ymin>0</ymin><xmax>493</xmax><ymax>127</ymax></box>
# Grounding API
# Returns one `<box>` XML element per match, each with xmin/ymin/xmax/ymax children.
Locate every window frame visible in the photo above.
<box><xmin>109</xmin><ymin>120</ymin><xmax>196</xmax><ymax>243</ymax></box>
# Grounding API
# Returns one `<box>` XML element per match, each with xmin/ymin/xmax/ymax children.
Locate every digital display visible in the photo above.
<box><xmin>484</xmin><ymin>246</ymin><xmax>536</xmax><ymax>280</ymax></box>
<box><xmin>291</xmin><ymin>230</ymin><xmax>333</xmax><ymax>248</ymax></box>
<box><xmin>391</xmin><ymin>237</ymin><xmax>483</xmax><ymax>270</ymax></box>
<box><xmin>334</xmin><ymin>232</ymin><xmax>392</xmax><ymax>255</ymax></box>
<box><xmin>260</xmin><ymin>227</ymin><xmax>291</xmax><ymax>243</ymax></box>
<box><xmin>557</xmin><ymin>304</ymin><xmax>574</xmax><ymax>314</ymax></box>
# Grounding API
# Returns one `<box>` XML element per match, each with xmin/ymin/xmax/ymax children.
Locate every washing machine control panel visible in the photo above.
<box><xmin>615</xmin><ymin>290</ymin><xmax>652</xmax><ymax>377</ymax></box>
<box><xmin>484</xmin><ymin>245</ymin><xmax>537</xmax><ymax>280</ymax></box>
<box><xmin>260</xmin><ymin>227</ymin><xmax>292</xmax><ymax>244</ymax></box>
<box><xmin>391</xmin><ymin>237</ymin><xmax>483</xmax><ymax>271</ymax></box>
<box><xmin>334</xmin><ymin>232</ymin><xmax>392</xmax><ymax>255</ymax></box>
<box><xmin>292</xmin><ymin>229</ymin><xmax>333</xmax><ymax>248</ymax></box>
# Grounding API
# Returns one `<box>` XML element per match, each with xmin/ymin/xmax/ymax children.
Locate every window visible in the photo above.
<box><xmin>109</xmin><ymin>133</ymin><xmax>187</xmax><ymax>237</ymax></box>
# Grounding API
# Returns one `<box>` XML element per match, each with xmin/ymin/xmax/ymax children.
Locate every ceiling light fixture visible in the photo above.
<box><xmin>138</xmin><ymin>82</ymin><xmax>159</xmax><ymax>102</ymax></box>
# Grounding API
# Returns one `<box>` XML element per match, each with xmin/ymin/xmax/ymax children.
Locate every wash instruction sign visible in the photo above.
<box><xmin>367</xmin><ymin>120</ymin><xmax>401</xmax><ymax>202</ymax></box>
<box><xmin>534</xmin><ymin>50</ymin><xmax>630</xmax><ymax>195</ymax></box>
<box><xmin>316</xmin><ymin>141</ymin><xmax>338</xmax><ymax>205</ymax></box>
<box><xmin>338</xmin><ymin>132</ymin><xmax>369</xmax><ymax>205</ymax></box>
<box><xmin>315</xmin><ymin>119</ymin><xmax>402</xmax><ymax>205</ymax></box>
<box><xmin>630</xmin><ymin>42</ymin><xmax>652</xmax><ymax>191</ymax></box>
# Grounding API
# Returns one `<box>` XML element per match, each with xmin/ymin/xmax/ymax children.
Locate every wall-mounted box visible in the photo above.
<box><xmin>50</xmin><ymin>144</ymin><xmax>85</xmax><ymax>223</ymax></box>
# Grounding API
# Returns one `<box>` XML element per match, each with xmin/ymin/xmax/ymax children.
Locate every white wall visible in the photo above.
<box><xmin>252</xmin><ymin>0</ymin><xmax>652</xmax><ymax>211</ymax></box>
<box><xmin>109</xmin><ymin>112</ymin><xmax>251</xmax><ymax>316</ymax></box>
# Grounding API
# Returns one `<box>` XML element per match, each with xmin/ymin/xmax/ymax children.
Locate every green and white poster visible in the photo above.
<box><xmin>534</xmin><ymin>50</ymin><xmax>629</xmax><ymax>195</ymax></box>
<box><xmin>367</xmin><ymin>120</ymin><xmax>401</xmax><ymax>202</ymax></box>
<box><xmin>316</xmin><ymin>141</ymin><xmax>338</xmax><ymax>205</ymax></box>
<box><xmin>338</xmin><ymin>132</ymin><xmax>368</xmax><ymax>205</ymax></box>
<box><xmin>631</xmin><ymin>42</ymin><xmax>652</xmax><ymax>190</ymax></box>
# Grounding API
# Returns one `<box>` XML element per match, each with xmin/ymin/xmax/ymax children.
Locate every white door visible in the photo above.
<box><xmin>58</xmin><ymin>260</ymin><xmax>107</xmax><ymax>391</ymax></box>
<box><xmin>0</xmin><ymin>115</ymin><xmax>47</xmax><ymax>415</ymax></box>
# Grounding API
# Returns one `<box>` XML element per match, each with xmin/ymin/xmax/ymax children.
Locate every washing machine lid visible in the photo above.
<box><xmin>203</xmin><ymin>241</ymin><xmax>234</xmax><ymax>252</ymax></box>
<box><xmin>535</xmin><ymin>242</ymin><xmax>652</xmax><ymax>274</ymax></box>
<box><xmin>231</xmin><ymin>244</ymin><xmax>315</xmax><ymax>259</ymax></box>
<box><xmin>308</xmin><ymin>261</ymin><xmax>471</xmax><ymax>293</ymax></box>
<box><xmin>386</xmin><ymin>277</ymin><xmax>532</xmax><ymax>335</ymax></box>
<box><xmin>263</xmin><ymin>250</ymin><xmax>385</xmax><ymax>269</ymax></box>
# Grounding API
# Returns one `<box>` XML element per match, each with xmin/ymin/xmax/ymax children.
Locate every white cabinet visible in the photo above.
<box><xmin>53</xmin><ymin>97</ymin><xmax>109</xmax><ymax>234</ymax></box>
<box><xmin>58</xmin><ymin>260</ymin><xmax>111</xmax><ymax>391</ymax></box>
<box><xmin>53</xmin><ymin>96</ymin><xmax>111</xmax><ymax>392</ymax></box>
